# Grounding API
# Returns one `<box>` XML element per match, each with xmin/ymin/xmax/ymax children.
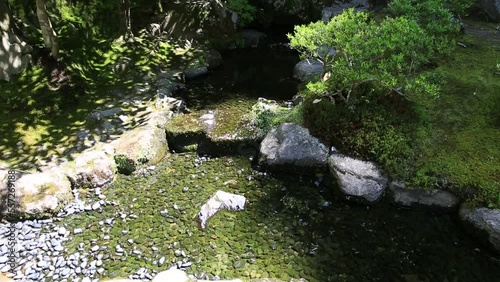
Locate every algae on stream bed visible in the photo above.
<box><xmin>58</xmin><ymin>153</ymin><xmax>499</xmax><ymax>281</ymax></box>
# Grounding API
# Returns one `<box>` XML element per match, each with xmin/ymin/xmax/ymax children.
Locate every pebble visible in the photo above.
<box><xmin>158</xmin><ymin>256</ymin><xmax>165</xmax><ymax>266</ymax></box>
<box><xmin>92</xmin><ymin>202</ymin><xmax>101</xmax><ymax>210</ymax></box>
<box><xmin>73</xmin><ymin>228</ymin><xmax>83</xmax><ymax>234</ymax></box>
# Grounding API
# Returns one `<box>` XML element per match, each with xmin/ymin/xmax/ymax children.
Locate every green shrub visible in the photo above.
<box><xmin>288</xmin><ymin>9</ymin><xmax>442</xmax><ymax>105</ymax></box>
<box><xmin>303</xmin><ymin>93</ymin><xmax>416</xmax><ymax>177</ymax></box>
<box><xmin>252</xmin><ymin>102</ymin><xmax>304</xmax><ymax>133</ymax></box>
<box><xmin>114</xmin><ymin>154</ymin><xmax>136</xmax><ymax>175</ymax></box>
<box><xmin>227</xmin><ymin>0</ymin><xmax>257</xmax><ymax>26</ymax></box>
<box><xmin>387</xmin><ymin>0</ymin><xmax>471</xmax><ymax>56</ymax></box>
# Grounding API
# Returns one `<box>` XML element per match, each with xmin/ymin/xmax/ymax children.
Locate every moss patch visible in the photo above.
<box><xmin>410</xmin><ymin>26</ymin><xmax>500</xmax><ymax>206</ymax></box>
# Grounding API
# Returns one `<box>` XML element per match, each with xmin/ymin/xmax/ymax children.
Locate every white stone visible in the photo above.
<box><xmin>196</xmin><ymin>190</ymin><xmax>246</xmax><ymax>229</ymax></box>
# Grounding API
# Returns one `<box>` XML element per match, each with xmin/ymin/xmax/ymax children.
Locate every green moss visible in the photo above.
<box><xmin>166</xmin><ymin>114</ymin><xmax>205</xmax><ymax>135</ymax></box>
<box><xmin>114</xmin><ymin>154</ymin><xmax>136</xmax><ymax>175</ymax></box>
<box><xmin>410</xmin><ymin>29</ymin><xmax>500</xmax><ymax>206</ymax></box>
<box><xmin>207</xmin><ymin>98</ymin><xmax>257</xmax><ymax>140</ymax></box>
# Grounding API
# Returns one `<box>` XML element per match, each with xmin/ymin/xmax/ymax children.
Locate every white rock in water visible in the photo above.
<box><xmin>152</xmin><ymin>267</ymin><xmax>190</xmax><ymax>282</ymax></box>
<box><xmin>196</xmin><ymin>190</ymin><xmax>246</xmax><ymax>229</ymax></box>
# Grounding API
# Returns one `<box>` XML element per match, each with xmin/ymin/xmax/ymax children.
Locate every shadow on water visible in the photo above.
<box><xmin>253</xmin><ymin>172</ymin><xmax>500</xmax><ymax>281</ymax></box>
<box><xmin>178</xmin><ymin>32</ymin><xmax>301</xmax><ymax>110</ymax></box>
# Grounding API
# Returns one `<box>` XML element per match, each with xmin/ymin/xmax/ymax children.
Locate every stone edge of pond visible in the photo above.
<box><xmin>257</xmin><ymin>122</ymin><xmax>500</xmax><ymax>256</ymax></box>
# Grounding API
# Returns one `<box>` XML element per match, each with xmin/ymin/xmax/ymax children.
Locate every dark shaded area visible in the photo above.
<box><xmin>179</xmin><ymin>30</ymin><xmax>300</xmax><ymax>109</ymax></box>
<box><xmin>252</xmin><ymin>171</ymin><xmax>500</xmax><ymax>281</ymax></box>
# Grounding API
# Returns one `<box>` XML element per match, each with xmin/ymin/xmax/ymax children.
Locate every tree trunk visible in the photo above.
<box><xmin>36</xmin><ymin>0</ymin><xmax>59</xmax><ymax>58</ymax></box>
<box><xmin>0</xmin><ymin>0</ymin><xmax>31</xmax><ymax>81</ymax></box>
<box><xmin>119</xmin><ymin>0</ymin><xmax>133</xmax><ymax>38</ymax></box>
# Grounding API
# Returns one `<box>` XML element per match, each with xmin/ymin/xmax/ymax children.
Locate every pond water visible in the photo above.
<box><xmin>64</xmin><ymin>153</ymin><xmax>499</xmax><ymax>281</ymax></box>
<box><xmin>34</xmin><ymin>31</ymin><xmax>500</xmax><ymax>281</ymax></box>
<box><xmin>179</xmin><ymin>30</ymin><xmax>300</xmax><ymax>109</ymax></box>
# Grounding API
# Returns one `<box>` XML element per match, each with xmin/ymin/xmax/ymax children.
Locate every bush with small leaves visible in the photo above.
<box><xmin>114</xmin><ymin>154</ymin><xmax>136</xmax><ymax>175</ymax></box>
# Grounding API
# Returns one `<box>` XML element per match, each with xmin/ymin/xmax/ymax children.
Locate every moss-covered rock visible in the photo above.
<box><xmin>166</xmin><ymin>98</ymin><xmax>262</xmax><ymax>156</ymax></box>
<box><xmin>111</xmin><ymin>125</ymin><xmax>168</xmax><ymax>165</ymax></box>
<box><xmin>0</xmin><ymin>169</ymin><xmax>73</xmax><ymax>219</ymax></box>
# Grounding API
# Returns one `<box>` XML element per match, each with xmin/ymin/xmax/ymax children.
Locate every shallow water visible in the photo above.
<box><xmin>61</xmin><ymin>153</ymin><xmax>500</xmax><ymax>281</ymax></box>
<box><xmin>179</xmin><ymin>35</ymin><xmax>300</xmax><ymax>109</ymax></box>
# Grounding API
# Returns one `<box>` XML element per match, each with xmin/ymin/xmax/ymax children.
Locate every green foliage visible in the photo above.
<box><xmin>288</xmin><ymin>9</ymin><xmax>443</xmax><ymax>104</ymax></box>
<box><xmin>303</xmin><ymin>93</ymin><xmax>416</xmax><ymax>177</ymax></box>
<box><xmin>387</xmin><ymin>0</ymin><xmax>467</xmax><ymax>55</ymax></box>
<box><xmin>114</xmin><ymin>154</ymin><xmax>136</xmax><ymax>175</ymax></box>
<box><xmin>226</xmin><ymin>0</ymin><xmax>256</xmax><ymax>26</ymax></box>
<box><xmin>251</xmin><ymin>103</ymin><xmax>304</xmax><ymax>133</ymax></box>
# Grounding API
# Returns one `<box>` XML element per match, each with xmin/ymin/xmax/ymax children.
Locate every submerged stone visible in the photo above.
<box><xmin>459</xmin><ymin>206</ymin><xmax>500</xmax><ymax>255</ymax></box>
<box><xmin>196</xmin><ymin>190</ymin><xmax>246</xmax><ymax>229</ymax></box>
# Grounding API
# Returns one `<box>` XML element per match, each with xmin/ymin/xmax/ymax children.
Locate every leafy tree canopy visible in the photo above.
<box><xmin>287</xmin><ymin>0</ymin><xmax>473</xmax><ymax>105</ymax></box>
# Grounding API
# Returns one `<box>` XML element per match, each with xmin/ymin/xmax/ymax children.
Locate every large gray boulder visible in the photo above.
<box><xmin>459</xmin><ymin>206</ymin><xmax>500</xmax><ymax>254</ymax></box>
<box><xmin>293</xmin><ymin>59</ymin><xmax>323</xmax><ymax>82</ymax></box>
<box><xmin>389</xmin><ymin>180</ymin><xmax>460</xmax><ymax>209</ymax></box>
<box><xmin>0</xmin><ymin>169</ymin><xmax>73</xmax><ymax>218</ymax></box>
<box><xmin>239</xmin><ymin>29</ymin><xmax>267</xmax><ymax>48</ymax></box>
<box><xmin>204</xmin><ymin>49</ymin><xmax>223</xmax><ymax>69</ymax></box>
<box><xmin>478</xmin><ymin>0</ymin><xmax>500</xmax><ymax>22</ymax></box>
<box><xmin>259</xmin><ymin>123</ymin><xmax>328</xmax><ymax>174</ymax></box>
<box><xmin>328</xmin><ymin>151</ymin><xmax>387</xmax><ymax>203</ymax></box>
